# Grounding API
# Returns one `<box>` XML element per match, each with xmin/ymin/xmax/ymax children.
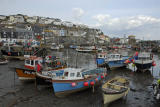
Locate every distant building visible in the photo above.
<box><xmin>26</xmin><ymin>17</ymin><xmax>37</xmax><ymax>24</ymax></box>
<box><xmin>99</xmin><ymin>35</ymin><xmax>110</xmax><ymax>42</ymax></box>
<box><xmin>128</xmin><ymin>35</ymin><xmax>136</xmax><ymax>45</ymax></box>
<box><xmin>0</xmin><ymin>15</ymin><xmax>6</xmax><ymax>20</ymax></box>
<box><xmin>14</xmin><ymin>15</ymin><xmax>24</xmax><ymax>23</ymax></box>
<box><xmin>0</xmin><ymin>28</ymin><xmax>34</xmax><ymax>44</ymax></box>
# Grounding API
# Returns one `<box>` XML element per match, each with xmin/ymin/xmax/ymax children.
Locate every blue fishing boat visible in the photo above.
<box><xmin>106</xmin><ymin>54</ymin><xmax>129</xmax><ymax>69</ymax></box>
<box><xmin>51</xmin><ymin>68</ymin><xmax>106</xmax><ymax>97</ymax></box>
<box><xmin>96</xmin><ymin>53</ymin><xmax>129</xmax><ymax>69</ymax></box>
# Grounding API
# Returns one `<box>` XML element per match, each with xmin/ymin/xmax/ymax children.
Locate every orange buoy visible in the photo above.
<box><xmin>101</xmin><ymin>75</ymin><xmax>104</xmax><ymax>79</ymax></box>
<box><xmin>135</xmin><ymin>52</ymin><xmax>138</xmax><ymax>56</ymax></box>
<box><xmin>84</xmin><ymin>82</ymin><xmax>89</xmax><ymax>86</ymax></box>
<box><xmin>8</xmin><ymin>52</ymin><xmax>11</xmax><ymax>56</ymax></box>
<box><xmin>104</xmin><ymin>73</ymin><xmax>107</xmax><ymax>77</ymax></box>
<box><xmin>90</xmin><ymin>81</ymin><xmax>94</xmax><ymax>86</ymax></box>
<box><xmin>95</xmin><ymin>78</ymin><xmax>98</xmax><ymax>82</ymax></box>
<box><xmin>152</xmin><ymin>61</ymin><xmax>156</xmax><ymax>66</ymax></box>
<box><xmin>71</xmin><ymin>82</ymin><xmax>76</xmax><ymax>87</ymax></box>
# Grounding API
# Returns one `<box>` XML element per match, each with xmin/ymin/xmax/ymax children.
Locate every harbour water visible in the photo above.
<box><xmin>0</xmin><ymin>49</ymin><xmax>160</xmax><ymax>107</ymax></box>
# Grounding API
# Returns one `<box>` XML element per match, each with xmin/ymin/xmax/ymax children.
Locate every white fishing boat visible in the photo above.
<box><xmin>0</xmin><ymin>59</ymin><xmax>8</xmax><ymax>65</ymax></box>
<box><xmin>102</xmin><ymin>77</ymin><xmax>130</xmax><ymax>105</ymax></box>
<box><xmin>134</xmin><ymin>52</ymin><xmax>154</xmax><ymax>72</ymax></box>
<box><xmin>76</xmin><ymin>46</ymin><xmax>102</xmax><ymax>53</ymax></box>
<box><xmin>0</xmin><ymin>52</ymin><xmax>8</xmax><ymax>65</ymax></box>
<box><xmin>50</xmin><ymin>43</ymin><xmax>64</xmax><ymax>50</ymax></box>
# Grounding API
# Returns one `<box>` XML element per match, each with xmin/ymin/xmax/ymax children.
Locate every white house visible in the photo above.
<box><xmin>26</xmin><ymin>17</ymin><xmax>37</xmax><ymax>24</ymax></box>
<box><xmin>8</xmin><ymin>16</ymin><xmax>15</xmax><ymax>23</ymax></box>
<box><xmin>62</xmin><ymin>21</ymin><xmax>73</xmax><ymax>27</ymax></box>
<box><xmin>0</xmin><ymin>15</ymin><xmax>6</xmax><ymax>20</ymax></box>
<box><xmin>53</xmin><ymin>21</ymin><xmax>62</xmax><ymax>26</ymax></box>
<box><xmin>14</xmin><ymin>15</ymin><xmax>24</xmax><ymax>23</ymax></box>
<box><xmin>44</xmin><ymin>18</ymin><xmax>54</xmax><ymax>24</ymax></box>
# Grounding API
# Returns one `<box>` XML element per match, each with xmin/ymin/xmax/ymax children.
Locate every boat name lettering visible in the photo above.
<box><xmin>24</xmin><ymin>71</ymin><xmax>35</xmax><ymax>74</ymax></box>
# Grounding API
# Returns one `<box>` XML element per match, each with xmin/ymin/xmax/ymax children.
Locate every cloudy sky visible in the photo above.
<box><xmin>1</xmin><ymin>0</ymin><xmax>160</xmax><ymax>40</ymax></box>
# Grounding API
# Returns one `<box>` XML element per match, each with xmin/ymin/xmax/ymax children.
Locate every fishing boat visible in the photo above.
<box><xmin>15</xmin><ymin>55</ymin><xmax>66</xmax><ymax>81</ymax></box>
<box><xmin>50</xmin><ymin>43</ymin><xmax>64</xmax><ymax>50</ymax></box>
<box><xmin>134</xmin><ymin>52</ymin><xmax>154</xmax><ymax>72</ymax></box>
<box><xmin>0</xmin><ymin>57</ymin><xmax>8</xmax><ymax>65</ymax></box>
<box><xmin>76</xmin><ymin>46</ymin><xmax>102</xmax><ymax>53</ymax></box>
<box><xmin>102</xmin><ymin>77</ymin><xmax>130</xmax><ymax>105</ymax></box>
<box><xmin>14</xmin><ymin>56</ymin><xmax>43</xmax><ymax>81</ymax></box>
<box><xmin>52</xmin><ymin>68</ymin><xmax>107</xmax><ymax>97</ymax></box>
<box><xmin>106</xmin><ymin>54</ymin><xmax>129</xmax><ymax>69</ymax></box>
<box><xmin>1</xmin><ymin>45</ymin><xmax>39</xmax><ymax>60</ymax></box>
<box><xmin>0</xmin><ymin>51</ymin><xmax>8</xmax><ymax>65</ymax></box>
<box><xmin>96</xmin><ymin>53</ymin><xmax>129</xmax><ymax>69</ymax></box>
<box><xmin>96</xmin><ymin>52</ymin><xmax>108</xmax><ymax>68</ymax></box>
<box><xmin>35</xmin><ymin>69</ymin><xmax>64</xmax><ymax>85</ymax></box>
<box><xmin>35</xmin><ymin>60</ymin><xmax>66</xmax><ymax>85</ymax></box>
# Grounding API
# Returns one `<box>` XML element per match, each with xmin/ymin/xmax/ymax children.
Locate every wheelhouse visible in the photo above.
<box><xmin>62</xmin><ymin>68</ymin><xmax>83</xmax><ymax>80</ymax></box>
<box><xmin>24</xmin><ymin>56</ymin><xmax>43</xmax><ymax>70</ymax></box>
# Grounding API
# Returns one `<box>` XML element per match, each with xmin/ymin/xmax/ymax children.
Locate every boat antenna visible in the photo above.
<box><xmin>67</xmin><ymin>49</ymin><xmax>69</xmax><ymax>67</ymax></box>
<box><xmin>75</xmin><ymin>51</ymin><xmax>78</xmax><ymax>68</ymax></box>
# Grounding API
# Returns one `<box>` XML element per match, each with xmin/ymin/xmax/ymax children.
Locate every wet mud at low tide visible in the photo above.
<box><xmin>0</xmin><ymin>49</ymin><xmax>160</xmax><ymax>107</ymax></box>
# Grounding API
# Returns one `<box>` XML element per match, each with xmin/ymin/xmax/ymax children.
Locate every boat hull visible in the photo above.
<box><xmin>52</xmin><ymin>76</ymin><xmax>102</xmax><ymax>97</ymax></box>
<box><xmin>102</xmin><ymin>77</ymin><xmax>130</xmax><ymax>105</ymax></box>
<box><xmin>107</xmin><ymin>60</ymin><xmax>127</xmax><ymax>69</ymax></box>
<box><xmin>135</xmin><ymin>62</ymin><xmax>152</xmax><ymax>71</ymax></box>
<box><xmin>103</xmin><ymin>89</ymin><xmax>129</xmax><ymax>104</ymax></box>
<box><xmin>35</xmin><ymin>72</ymin><xmax>52</xmax><ymax>85</ymax></box>
<box><xmin>0</xmin><ymin>60</ymin><xmax>8</xmax><ymax>65</ymax></box>
<box><xmin>15</xmin><ymin>67</ymin><xmax>36</xmax><ymax>81</ymax></box>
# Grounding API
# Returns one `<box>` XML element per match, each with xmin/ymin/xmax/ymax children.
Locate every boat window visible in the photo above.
<box><xmin>25</xmin><ymin>60</ymin><xmax>30</xmax><ymax>64</ymax></box>
<box><xmin>77</xmin><ymin>72</ymin><xmax>81</xmax><ymax>77</ymax></box>
<box><xmin>70</xmin><ymin>73</ymin><xmax>75</xmax><ymax>77</ymax></box>
<box><xmin>100</xmin><ymin>55</ymin><xmax>102</xmax><ymax>58</ymax></box>
<box><xmin>31</xmin><ymin>60</ymin><xmax>34</xmax><ymax>65</ymax></box>
<box><xmin>64</xmin><ymin>72</ymin><xmax>68</xmax><ymax>77</ymax></box>
<box><xmin>35</xmin><ymin>61</ymin><xmax>38</xmax><ymax>65</ymax></box>
<box><xmin>111</xmin><ymin>55</ymin><xmax>114</xmax><ymax>58</ymax></box>
<box><xmin>116</xmin><ymin>55</ymin><xmax>119</xmax><ymax>58</ymax></box>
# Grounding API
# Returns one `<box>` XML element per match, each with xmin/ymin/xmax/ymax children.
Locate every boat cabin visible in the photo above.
<box><xmin>24</xmin><ymin>56</ymin><xmax>43</xmax><ymax>70</ymax></box>
<box><xmin>97</xmin><ymin>52</ymin><xmax>107</xmax><ymax>59</ymax></box>
<box><xmin>106</xmin><ymin>54</ymin><xmax>122</xmax><ymax>61</ymax></box>
<box><xmin>138</xmin><ymin>52</ymin><xmax>152</xmax><ymax>60</ymax></box>
<box><xmin>62</xmin><ymin>68</ymin><xmax>84</xmax><ymax>80</ymax></box>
